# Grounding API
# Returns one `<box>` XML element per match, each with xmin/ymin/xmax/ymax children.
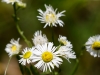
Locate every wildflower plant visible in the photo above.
<box><xmin>2</xmin><ymin>1</ymin><xmax>98</xmax><ymax>75</ymax></box>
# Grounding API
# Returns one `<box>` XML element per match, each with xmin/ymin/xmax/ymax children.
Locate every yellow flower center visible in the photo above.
<box><xmin>11</xmin><ymin>45</ymin><xmax>17</xmax><ymax>51</ymax></box>
<box><xmin>23</xmin><ymin>51</ymin><xmax>32</xmax><ymax>59</ymax></box>
<box><xmin>45</xmin><ymin>12</ymin><xmax>56</xmax><ymax>23</ymax></box>
<box><xmin>42</xmin><ymin>51</ymin><xmax>53</xmax><ymax>63</ymax></box>
<box><xmin>60</xmin><ymin>39</ymin><xmax>67</xmax><ymax>45</ymax></box>
<box><xmin>92</xmin><ymin>41</ymin><xmax>100</xmax><ymax>50</ymax></box>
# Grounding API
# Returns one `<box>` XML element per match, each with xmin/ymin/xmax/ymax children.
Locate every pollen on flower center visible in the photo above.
<box><xmin>11</xmin><ymin>45</ymin><xmax>17</xmax><ymax>51</ymax></box>
<box><xmin>45</xmin><ymin>12</ymin><xmax>56</xmax><ymax>23</ymax></box>
<box><xmin>23</xmin><ymin>51</ymin><xmax>32</xmax><ymax>59</ymax></box>
<box><xmin>42</xmin><ymin>51</ymin><xmax>53</xmax><ymax>63</ymax></box>
<box><xmin>92</xmin><ymin>41</ymin><xmax>100</xmax><ymax>50</ymax></box>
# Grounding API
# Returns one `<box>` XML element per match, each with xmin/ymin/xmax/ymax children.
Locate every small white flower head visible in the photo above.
<box><xmin>5</xmin><ymin>38</ymin><xmax>21</xmax><ymax>57</ymax></box>
<box><xmin>32</xmin><ymin>30</ymin><xmax>48</xmax><ymax>46</ymax></box>
<box><xmin>58</xmin><ymin>46</ymin><xmax>76</xmax><ymax>62</ymax></box>
<box><xmin>32</xmin><ymin>42</ymin><xmax>63</xmax><ymax>72</ymax></box>
<box><xmin>85</xmin><ymin>35</ymin><xmax>100</xmax><ymax>57</ymax></box>
<box><xmin>19</xmin><ymin>47</ymin><xmax>34</xmax><ymax>65</ymax></box>
<box><xmin>17</xmin><ymin>1</ymin><xmax>26</xmax><ymax>8</ymax></box>
<box><xmin>2</xmin><ymin>0</ymin><xmax>20</xmax><ymax>5</ymax></box>
<box><xmin>37</xmin><ymin>4</ymin><xmax>66</xmax><ymax>28</ymax></box>
<box><xmin>58</xmin><ymin>35</ymin><xmax>72</xmax><ymax>48</ymax></box>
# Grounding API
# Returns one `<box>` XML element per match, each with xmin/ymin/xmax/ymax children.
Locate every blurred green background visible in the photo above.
<box><xmin>0</xmin><ymin>0</ymin><xmax>100</xmax><ymax>75</ymax></box>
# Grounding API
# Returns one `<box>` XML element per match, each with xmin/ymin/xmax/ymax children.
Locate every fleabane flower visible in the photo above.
<box><xmin>19</xmin><ymin>47</ymin><xmax>34</xmax><ymax>65</ymax></box>
<box><xmin>58</xmin><ymin>35</ymin><xmax>72</xmax><ymax>48</ymax></box>
<box><xmin>58</xmin><ymin>46</ymin><xmax>76</xmax><ymax>62</ymax></box>
<box><xmin>37</xmin><ymin>4</ymin><xmax>66</xmax><ymax>28</ymax></box>
<box><xmin>32</xmin><ymin>42</ymin><xmax>63</xmax><ymax>72</ymax></box>
<box><xmin>5</xmin><ymin>38</ymin><xmax>21</xmax><ymax>57</ymax></box>
<box><xmin>2</xmin><ymin>0</ymin><xmax>20</xmax><ymax>5</ymax></box>
<box><xmin>85</xmin><ymin>35</ymin><xmax>100</xmax><ymax>57</ymax></box>
<box><xmin>32</xmin><ymin>30</ymin><xmax>48</xmax><ymax>46</ymax></box>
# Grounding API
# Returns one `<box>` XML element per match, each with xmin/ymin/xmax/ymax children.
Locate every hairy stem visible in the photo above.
<box><xmin>13</xmin><ymin>3</ymin><xmax>32</xmax><ymax>47</ymax></box>
<box><xmin>4</xmin><ymin>57</ymin><xmax>12</xmax><ymax>75</ymax></box>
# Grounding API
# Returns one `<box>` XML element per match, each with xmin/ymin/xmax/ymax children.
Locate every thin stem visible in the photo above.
<box><xmin>24</xmin><ymin>66</ymin><xmax>31</xmax><ymax>75</ymax></box>
<box><xmin>51</xmin><ymin>70</ymin><xmax>55</xmax><ymax>75</ymax></box>
<box><xmin>4</xmin><ymin>57</ymin><xmax>12</xmax><ymax>75</ymax></box>
<box><xmin>16</xmin><ymin>55</ymin><xmax>24</xmax><ymax>75</ymax></box>
<box><xmin>70</xmin><ymin>59</ymin><xmax>79</xmax><ymax>75</ymax></box>
<box><xmin>70</xmin><ymin>46</ymin><xmax>85</xmax><ymax>75</ymax></box>
<box><xmin>16</xmin><ymin>24</ymin><xmax>32</xmax><ymax>47</ymax></box>
<box><xmin>13</xmin><ymin>3</ymin><xmax>32</xmax><ymax>47</ymax></box>
<box><xmin>13</xmin><ymin>3</ymin><xmax>17</xmax><ymax>17</ymax></box>
<box><xmin>56</xmin><ymin>44</ymin><xmax>61</xmax><ymax>51</ymax></box>
<box><xmin>51</xmin><ymin>27</ymin><xmax>54</xmax><ymax>44</ymax></box>
<box><xmin>30</xmin><ymin>64</ymin><xmax>40</xmax><ymax>75</ymax></box>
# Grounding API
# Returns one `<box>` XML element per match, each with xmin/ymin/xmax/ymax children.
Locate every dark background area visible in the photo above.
<box><xmin>0</xmin><ymin>0</ymin><xmax>100</xmax><ymax>75</ymax></box>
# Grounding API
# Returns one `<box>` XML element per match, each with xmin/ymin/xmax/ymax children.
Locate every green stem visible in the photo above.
<box><xmin>13</xmin><ymin>3</ymin><xmax>17</xmax><ymax>17</ymax></box>
<box><xmin>30</xmin><ymin>64</ymin><xmax>40</xmax><ymax>75</ymax></box>
<box><xmin>24</xmin><ymin>66</ymin><xmax>31</xmax><ymax>75</ymax></box>
<box><xmin>16</xmin><ymin>24</ymin><xmax>32</xmax><ymax>47</ymax></box>
<box><xmin>70</xmin><ymin>46</ymin><xmax>85</xmax><ymax>75</ymax></box>
<box><xmin>13</xmin><ymin>3</ymin><xmax>32</xmax><ymax>47</ymax></box>
<box><xmin>51</xmin><ymin>27</ymin><xmax>54</xmax><ymax>44</ymax></box>
<box><xmin>52</xmin><ymin>70</ymin><xmax>55</xmax><ymax>75</ymax></box>
<box><xmin>4</xmin><ymin>57</ymin><xmax>12</xmax><ymax>75</ymax></box>
<box><xmin>16</xmin><ymin>55</ymin><xmax>24</xmax><ymax>75</ymax></box>
<box><xmin>70</xmin><ymin>59</ymin><xmax>79</xmax><ymax>75</ymax></box>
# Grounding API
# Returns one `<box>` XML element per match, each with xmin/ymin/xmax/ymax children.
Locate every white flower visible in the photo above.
<box><xmin>32</xmin><ymin>30</ymin><xmax>48</xmax><ymax>46</ymax></box>
<box><xmin>58</xmin><ymin>35</ymin><xmax>72</xmax><ymax>48</ymax></box>
<box><xmin>17</xmin><ymin>1</ymin><xmax>26</xmax><ymax>8</ymax></box>
<box><xmin>58</xmin><ymin>46</ymin><xmax>76</xmax><ymax>62</ymax></box>
<box><xmin>37</xmin><ymin>4</ymin><xmax>66</xmax><ymax>28</ymax></box>
<box><xmin>5</xmin><ymin>38</ymin><xmax>21</xmax><ymax>57</ymax></box>
<box><xmin>2</xmin><ymin>0</ymin><xmax>20</xmax><ymax>5</ymax></box>
<box><xmin>19</xmin><ymin>47</ymin><xmax>34</xmax><ymax>65</ymax></box>
<box><xmin>85</xmin><ymin>35</ymin><xmax>100</xmax><ymax>57</ymax></box>
<box><xmin>32</xmin><ymin>42</ymin><xmax>63</xmax><ymax>72</ymax></box>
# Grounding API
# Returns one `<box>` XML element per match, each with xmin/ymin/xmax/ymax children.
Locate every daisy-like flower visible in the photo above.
<box><xmin>32</xmin><ymin>42</ymin><xmax>63</xmax><ymax>72</ymax></box>
<box><xmin>58</xmin><ymin>35</ymin><xmax>72</xmax><ymax>48</ymax></box>
<box><xmin>32</xmin><ymin>30</ymin><xmax>48</xmax><ymax>46</ymax></box>
<box><xmin>85</xmin><ymin>35</ymin><xmax>100</xmax><ymax>57</ymax></box>
<box><xmin>2</xmin><ymin>0</ymin><xmax>20</xmax><ymax>5</ymax></box>
<box><xmin>58</xmin><ymin>46</ymin><xmax>76</xmax><ymax>62</ymax></box>
<box><xmin>37</xmin><ymin>4</ymin><xmax>66</xmax><ymax>28</ymax></box>
<box><xmin>5</xmin><ymin>38</ymin><xmax>21</xmax><ymax>57</ymax></box>
<box><xmin>19</xmin><ymin>47</ymin><xmax>34</xmax><ymax>65</ymax></box>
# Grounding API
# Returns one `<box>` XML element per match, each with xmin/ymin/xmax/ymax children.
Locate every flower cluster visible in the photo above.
<box><xmin>21</xmin><ymin>30</ymin><xmax>76</xmax><ymax>72</ymax></box>
<box><xmin>3</xmin><ymin>0</ymin><xmax>100</xmax><ymax>74</ymax></box>
<box><xmin>4</xmin><ymin>4</ymin><xmax>76</xmax><ymax>72</ymax></box>
<box><xmin>5</xmin><ymin>30</ymin><xmax>76</xmax><ymax>72</ymax></box>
